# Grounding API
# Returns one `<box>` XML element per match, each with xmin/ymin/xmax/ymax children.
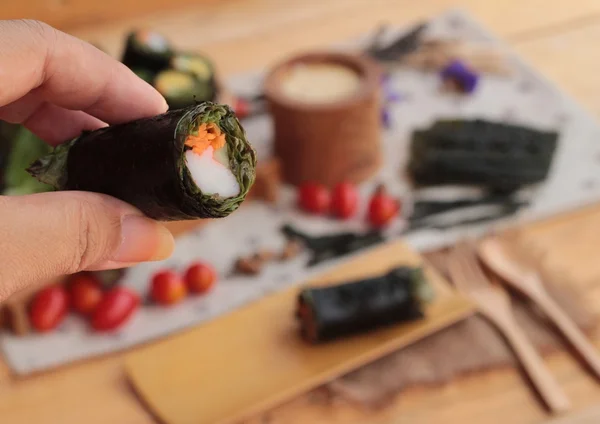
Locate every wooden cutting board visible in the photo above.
<box><xmin>124</xmin><ymin>240</ymin><xmax>474</xmax><ymax>424</ymax></box>
<box><xmin>544</xmin><ymin>405</ymin><xmax>600</xmax><ymax>424</ymax></box>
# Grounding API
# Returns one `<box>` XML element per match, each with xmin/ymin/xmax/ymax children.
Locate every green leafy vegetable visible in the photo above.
<box><xmin>3</xmin><ymin>126</ymin><xmax>53</xmax><ymax>196</ymax></box>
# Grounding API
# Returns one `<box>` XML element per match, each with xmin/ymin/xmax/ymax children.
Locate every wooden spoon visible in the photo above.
<box><xmin>477</xmin><ymin>236</ymin><xmax>600</xmax><ymax>380</ymax></box>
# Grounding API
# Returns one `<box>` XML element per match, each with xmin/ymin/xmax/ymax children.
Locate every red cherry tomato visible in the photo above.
<box><xmin>367</xmin><ymin>186</ymin><xmax>400</xmax><ymax>228</ymax></box>
<box><xmin>298</xmin><ymin>182</ymin><xmax>330</xmax><ymax>214</ymax></box>
<box><xmin>331</xmin><ymin>181</ymin><xmax>359</xmax><ymax>219</ymax></box>
<box><xmin>91</xmin><ymin>287</ymin><xmax>139</xmax><ymax>332</ymax></box>
<box><xmin>69</xmin><ymin>273</ymin><xmax>103</xmax><ymax>316</ymax></box>
<box><xmin>233</xmin><ymin>97</ymin><xmax>250</xmax><ymax>119</ymax></box>
<box><xmin>29</xmin><ymin>285</ymin><xmax>70</xmax><ymax>333</ymax></box>
<box><xmin>184</xmin><ymin>262</ymin><xmax>217</xmax><ymax>294</ymax></box>
<box><xmin>151</xmin><ymin>270</ymin><xmax>187</xmax><ymax>306</ymax></box>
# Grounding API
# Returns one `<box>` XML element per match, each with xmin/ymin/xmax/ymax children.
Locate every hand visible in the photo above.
<box><xmin>0</xmin><ymin>20</ymin><xmax>175</xmax><ymax>301</ymax></box>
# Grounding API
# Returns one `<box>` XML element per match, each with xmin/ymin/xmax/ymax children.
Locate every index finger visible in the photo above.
<box><xmin>0</xmin><ymin>20</ymin><xmax>168</xmax><ymax>124</ymax></box>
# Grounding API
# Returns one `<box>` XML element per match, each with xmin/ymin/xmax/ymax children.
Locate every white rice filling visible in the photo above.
<box><xmin>185</xmin><ymin>146</ymin><xmax>240</xmax><ymax>198</ymax></box>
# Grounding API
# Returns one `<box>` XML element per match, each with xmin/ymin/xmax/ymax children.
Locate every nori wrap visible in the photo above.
<box><xmin>365</xmin><ymin>22</ymin><xmax>428</xmax><ymax>62</ymax></box>
<box><xmin>409</xmin><ymin>193</ymin><xmax>526</xmax><ymax>221</ymax></box>
<box><xmin>131</xmin><ymin>67</ymin><xmax>156</xmax><ymax>85</ymax></box>
<box><xmin>153</xmin><ymin>53</ymin><xmax>218</xmax><ymax>110</ymax></box>
<box><xmin>171</xmin><ymin>52</ymin><xmax>218</xmax><ymax>100</ymax></box>
<box><xmin>408</xmin><ymin>118</ymin><xmax>558</xmax><ymax>192</ymax></box>
<box><xmin>154</xmin><ymin>69</ymin><xmax>215</xmax><ymax>110</ymax></box>
<box><xmin>27</xmin><ymin>102</ymin><xmax>257</xmax><ymax>221</ymax></box>
<box><xmin>296</xmin><ymin>266</ymin><xmax>433</xmax><ymax>343</ymax></box>
<box><xmin>121</xmin><ymin>29</ymin><xmax>173</xmax><ymax>74</ymax></box>
<box><xmin>121</xmin><ymin>30</ymin><xmax>220</xmax><ymax>109</ymax></box>
<box><xmin>281</xmin><ymin>224</ymin><xmax>384</xmax><ymax>267</ymax></box>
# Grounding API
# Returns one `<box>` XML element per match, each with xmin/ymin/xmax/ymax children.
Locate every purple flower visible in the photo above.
<box><xmin>441</xmin><ymin>60</ymin><xmax>479</xmax><ymax>94</ymax></box>
<box><xmin>379</xmin><ymin>73</ymin><xmax>405</xmax><ymax>128</ymax></box>
<box><xmin>386</xmin><ymin>92</ymin><xmax>403</xmax><ymax>102</ymax></box>
<box><xmin>381</xmin><ymin>108</ymin><xmax>392</xmax><ymax>128</ymax></box>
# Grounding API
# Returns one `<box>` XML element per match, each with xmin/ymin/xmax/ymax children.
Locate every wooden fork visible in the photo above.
<box><xmin>447</xmin><ymin>241</ymin><xmax>571</xmax><ymax>414</ymax></box>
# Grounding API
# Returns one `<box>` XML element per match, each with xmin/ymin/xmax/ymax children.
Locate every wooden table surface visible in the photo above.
<box><xmin>3</xmin><ymin>1</ymin><xmax>600</xmax><ymax>423</ymax></box>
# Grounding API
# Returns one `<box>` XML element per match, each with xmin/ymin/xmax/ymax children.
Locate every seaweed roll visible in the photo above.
<box><xmin>296</xmin><ymin>266</ymin><xmax>432</xmax><ymax>343</ymax></box>
<box><xmin>155</xmin><ymin>69</ymin><xmax>215</xmax><ymax>110</ymax></box>
<box><xmin>131</xmin><ymin>67</ymin><xmax>156</xmax><ymax>84</ymax></box>
<box><xmin>171</xmin><ymin>52</ymin><xmax>215</xmax><ymax>86</ymax></box>
<box><xmin>27</xmin><ymin>102</ymin><xmax>257</xmax><ymax>221</ymax></box>
<box><xmin>121</xmin><ymin>29</ymin><xmax>173</xmax><ymax>73</ymax></box>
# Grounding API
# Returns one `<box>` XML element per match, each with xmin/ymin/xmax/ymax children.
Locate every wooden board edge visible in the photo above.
<box><xmin>124</xmin><ymin>296</ymin><xmax>474</xmax><ymax>424</ymax></box>
<box><xmin>224</xmin><ymin>298</ymin><xmax>474</xmax><ymax>424</ymax></box>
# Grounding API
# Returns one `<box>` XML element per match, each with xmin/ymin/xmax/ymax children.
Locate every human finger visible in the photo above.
<box><xmin>0</xmin><ymin>191</ymin><xmax>174</xmax><ymax>301</ymax></box>
<box><xmin>0</xmin><ymin>19</ymin><xmax>168</xmax><ymax>125</ymax></box>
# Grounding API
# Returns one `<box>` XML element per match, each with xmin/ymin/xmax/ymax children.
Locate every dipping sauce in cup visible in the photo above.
<box><xmin>265</xmin><ymin>52</ymin><xmax>383</xmax><ymax>187</ymax></box>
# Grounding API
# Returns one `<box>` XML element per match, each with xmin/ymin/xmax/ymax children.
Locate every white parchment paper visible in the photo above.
<box><xmin>3</xmin><ymin>9</ymin><xmax>600</xmax><ymax>374</ymax></box>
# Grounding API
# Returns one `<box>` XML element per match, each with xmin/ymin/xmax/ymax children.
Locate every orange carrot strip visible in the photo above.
<box><xmin>184</xmin><ymin>122</ymin><xmax>226</xmax><ymax>156</ymax></box>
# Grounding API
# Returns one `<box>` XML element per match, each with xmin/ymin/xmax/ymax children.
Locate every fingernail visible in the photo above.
<box><xmin>155</xmin><ymin>94</ymin><xmax>169</xmax><ymax>113</ymax></box>
<box><xmin>113</xmin><ymin>215</ymin><xmax>174</xmax><ymax>263</ymax></box>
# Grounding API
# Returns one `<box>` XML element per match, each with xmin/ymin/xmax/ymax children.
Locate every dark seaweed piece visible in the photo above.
<box><xmin>407</xmin><ymin>118</ymin><xmax>559</xmax><ymax>191</ymax></box>
<box><xmin>307</xmin><ymin>232</ymin><xmax>384</xmax><ymax>267</ymax></box>
<box><xmin>27</xmin><ymin>102</ymin><xmax>257</xmax><ymax>221</ymax></box>
<box><xmin>410</xmin><ymin>193</ymin><xmax>523</xmax><ymax>221</ymax></box>
<box><xmin>281</xmin><ymin>225</ymin><xmax>384</xmax><ymax>267</ymax></box>
<box><xmin>121</xmin><ymin>30</ymin><xmax>174</xmax><ymax>74</ymax></box>
<box><xmin>296</xmin><ymin>266</ymin><xmax>431</xmax><ymax>343</ymax></box>
<box><xmin>131</xmin><ymin>67</ymin><xmax>155</xmax><ymax>85</ymax></box>
<box><xmin>429</xmin><ymin>203</ymin><xmax>522</xmax><ymax>229</ymax></box>
<box><xmin>366</xmin><ymin>22</ymin><xmax>428</xmax><ymax>62</ymax></box>
<box><xmin>404</xmin><ymin>201</ymin><xmax>524</xmax><ymax>233</ymax></box>
<box><xmin>281</xmin><ymin>225</ymin><xmax>354</xmax><ymax>251</ymax></box>
<box><xmin>364</xmin><ymin>24</ymin><xmax>388</xmax><ymax>54</ymax></box>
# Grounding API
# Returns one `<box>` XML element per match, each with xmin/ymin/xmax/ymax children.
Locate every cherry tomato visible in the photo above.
<box><xmin>298</xmin><ymin>182</ymin><xmax>330</xmax><ymax>214</ymax></box>
<box><xmin>331</xmin><ymin>181</ymin><xmax>359</xmax><ymax>219</ymax></box>
<box><xmin>150</xmin><ymin>270</ymin><xmax>187</xmax><ymax>306</ymax></box>
<box><xmin>91</xmin><ymin>287</ymin><xmax>139</xmax><ymax>332</ymax></box>
<box><xmin>69</xmin><ymin>273</ymin><xmax>103</xmax><ymax>316</ymax></box>
<box><xmin>29</xmin><ymin>285</ymin><xmax>69</xmax><ymax>333</ymax></box>
<box><xmin>184</xmin><ymin>262</ymin><xmax>217</xmax><ymax>294</ymax></box>
<box><xmin>233</xmin><ymin>97</ymin><xmax>250</xmax><ymax>119</ymax></box>
<box><xmin>367</xmin><ymin>185</ymin><xmax>400</xmax><ymax>228</ymax></box>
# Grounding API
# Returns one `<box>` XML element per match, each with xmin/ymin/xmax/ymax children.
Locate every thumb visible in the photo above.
<box><xmin>0</xmin><ymin>191</ymin><xmax>174</xmax><ymax>300</ymax></box>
